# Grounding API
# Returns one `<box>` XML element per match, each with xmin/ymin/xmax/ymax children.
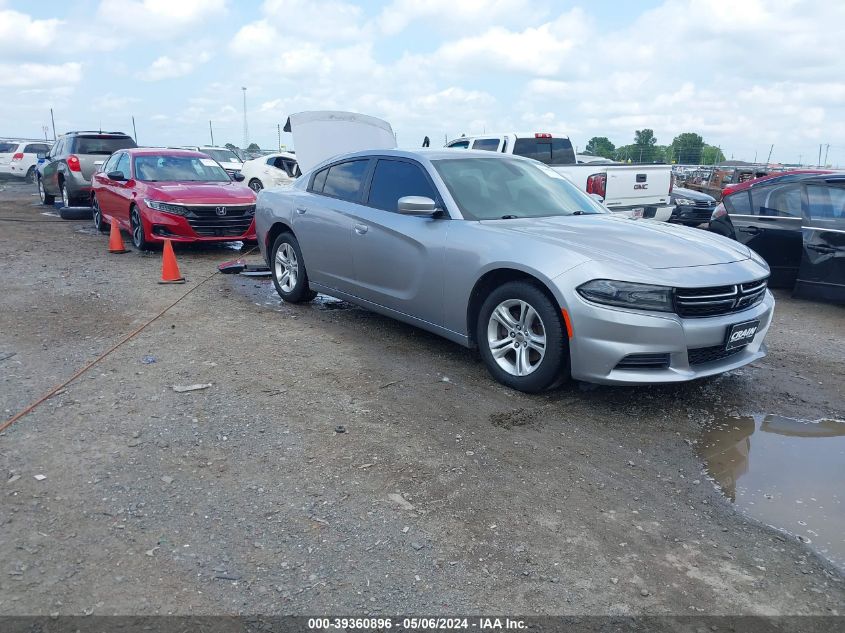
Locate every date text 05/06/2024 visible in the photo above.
<box><xmin>307</xmin><ymin>617</ymin><xmax>527</xmax><ymax>630</ymax></box>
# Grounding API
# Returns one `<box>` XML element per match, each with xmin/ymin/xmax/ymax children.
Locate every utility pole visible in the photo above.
<box><xmin>209</xmin><ymin>120</ymin><xmax>214</xmax><ymax>146</ymax></box>
<box><xmin>277</xmin><ymin>123</ymin><xmax>281</xmax><ymax>152</ymax></box>
<box><xmin>241</xmin><ymin>87</ymin><xmax>248</xmax><ymax>149</ymax></box>
<box><xmin>49</xmin><ymin>108</ymin><xmax>56</xmax><ymax>140</ymax></box>
<box><xmin>131</xmin><ymin>116</ymin><xmax>137</xmax><ymax>143</ymax></box>
<box><xmin>818</xmin><ymin>143</ymin><xmax>823</xmax><ymax>168</ymax></box>
<box><xmin>766</xmin><ymin>144</ymin><xmax>774</xmax><ymax>165</ymax></box>
<box><xmin>823</xmin><ymin>144</ymin><xmax>830</xmax><ymax>167</ymax></box>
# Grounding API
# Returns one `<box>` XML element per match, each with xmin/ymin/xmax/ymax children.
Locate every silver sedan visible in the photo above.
<box><xmin>255</xmin><ymin>149</ymin><xmax>774</xmax><ymax>392</ymax></box>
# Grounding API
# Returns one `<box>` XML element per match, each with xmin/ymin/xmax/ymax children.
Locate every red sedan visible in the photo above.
<box><xmin>91</xmin><ymin>148</ymin><xmax>257</xmax><ymax>249</ymax></box>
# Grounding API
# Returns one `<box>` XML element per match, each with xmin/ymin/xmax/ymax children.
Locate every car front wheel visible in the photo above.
<box><xmin>92</xmin><ymin>195</ymin><xmax>108</xmax><ymax>232</ymax></box>
<box><xmin>271</xmin><ymin>232</ymin><xmax>316</xmax><ymax>303</ymax></box>
<box><xmin>37</xmin><ymin>177</ymin><xmax>55</xmax><ymax>205</ymax></box>
<box><xmin>130</xmin><ymin>206</ymin><xmax>150</xmax><ymax>250</ymax></box>
<box><xmin>248</xmin><ymin>178</ymin><xmax>263</xmax><ymax>192</ymax></box>
<box><xmin>477</xmin><ymin>281</ymin><xmax>569</xmax><ymax>393</ymax></box>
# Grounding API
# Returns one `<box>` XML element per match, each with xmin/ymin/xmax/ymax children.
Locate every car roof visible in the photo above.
<box><xmin>124</xmin><ymin>148</ymin><xmax>207</xmax><ymax>158</ymax></box>
<box><xmin>723</xmin><ymin>170</ymin><xmax>838</xmax><ymax>194</ymax></box>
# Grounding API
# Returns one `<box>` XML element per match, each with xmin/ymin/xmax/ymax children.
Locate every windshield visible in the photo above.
<box><xmin>432</xmin><ymin>157</ymin><xmax>608</xmax><ymax>220</ymax></box>
<box><xmin>134</xmin><ymin>155</ymin><xmax>231</xmax><ymax>182</ymax></box>
<box><xmin>203</xmin><ymin>149</ymin><xmax>242</xmax><ymax>164</ymax></box>
<box><xmin>74</xmin><ymin>136</ymin><xmax>136</xmax><ymax>155</ymax></box>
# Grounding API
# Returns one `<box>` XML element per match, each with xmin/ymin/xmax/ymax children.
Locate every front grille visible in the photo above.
<box><xmin>184</xmin><ymin>204</ymin><xmax>254</xmax><ymax>217</ymax></box>
<box><xmin>675</xmin><ymin>278</ymin><xmax>767</xmax><ymax>318</ymax></box>
<box><xmin>694</xmin><ymin>200</ymin><xmax>715</xmax><ymax>208</ymax></box>
<box><xmin>186</xmin><ymin>216</ymin><xmax>253</xmax><ymax>237</ymax></box>
<box><xmin>688</xmin><ymin>344</ymin><xmax>746</xmax><ymax>366</ymax></box>
<box><xmin>615</xmin><ymin>353</ymin><xmax>670</xmax><ymax>370</ymax></box>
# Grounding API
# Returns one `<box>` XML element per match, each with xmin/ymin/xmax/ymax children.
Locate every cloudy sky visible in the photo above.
<box><xmin>2</xmin><ymin>0</ymin><xmax>843</xmax><ymax>165</ymax></box>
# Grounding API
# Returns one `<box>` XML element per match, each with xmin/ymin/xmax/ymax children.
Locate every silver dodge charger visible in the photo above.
<box><xmin>255</xmin><ymin>149</ymin><xmax>774</xmax><ymax>393</ymax></box>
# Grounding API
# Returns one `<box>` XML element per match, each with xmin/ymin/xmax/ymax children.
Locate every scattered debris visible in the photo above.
<box><xmin>33</xmin><ymin>474</ymin><xmax>47</xmax><ymax>481</ymax></box>
<box><xmin>161</xmin><ymin>475</ymin><xmax>174</xmax><ymax>485</ymax></box>
<box><xmin>172</xmin><ymin>383</ymin><xmax>212</xmax><ymax>393</ymax></box>
<box><xmin>141</xmin><ymin>355</ymin><xmax>157</xmax><ymax>364</ymax></box>
<box><xmin>387</xmin><ymin>493</ymin><xmax>415</xmax><ymax>511</ymax></box>
<box><xmin>335</xmin><ymin>425</ymin><xmax>346</xmax><ymax>434</ymax></box>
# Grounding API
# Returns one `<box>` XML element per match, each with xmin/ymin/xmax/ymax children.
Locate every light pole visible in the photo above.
<box><xmin>241</xmin><ymin>87</ymin><xmax>248</xmax><ymax>149</ymax></box>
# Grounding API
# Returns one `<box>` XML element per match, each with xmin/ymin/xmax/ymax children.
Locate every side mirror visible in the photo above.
<box><xmin>107</xmin><ymin>170</ymin><xmax>126</xmax><ymax>181</ymax></box>
<box><xmin>397</xmin><ymin>196</ymin><xmax>437</xmax><ymax>216</ymax></box>
<box><xmin>233</xmin><ymin>172</ymin><xmax>245</xmax><ymax>182</ymax></box>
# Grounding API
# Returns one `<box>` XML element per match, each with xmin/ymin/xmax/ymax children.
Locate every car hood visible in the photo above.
<box><xmin>147</xmin><ymin>182</ymin><xmax>256</xmax><ymax>204</ymax></box>
<box><xmin>284</xmin><ymin>111</ymin><xmax>396</xmax><ymax>173</ymax></box>
<box><xmin>483</xmin><ymin>214</ymin><xmax>751</xmax><ymax>270</ymax></box>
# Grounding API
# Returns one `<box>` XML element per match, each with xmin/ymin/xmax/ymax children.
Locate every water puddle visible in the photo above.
<box><xmin>699</xmin><ymin>414</ymin><xmax>845</xmax><ymax>569</ymax></box>
<box><xmin>228</xmin><ymin>278</ymin><xmax>355</xmax><ymax>313</ymax></box>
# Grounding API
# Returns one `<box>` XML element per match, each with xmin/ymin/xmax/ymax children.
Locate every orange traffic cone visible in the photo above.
<box><xmin>108</xmin><ymin>221</ymin><xmax>128</xmax><ymax>254</ymax></box>
<box><xmin>159</xmin><ymin>239</ymin><xmax>185</xmax><ymax>284</ymax></box>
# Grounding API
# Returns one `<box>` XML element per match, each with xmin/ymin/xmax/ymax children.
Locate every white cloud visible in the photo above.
<box><xmin>97</xmin><ymin>0</ymin><xmax>226</xmax><ymax>37</ymax></box>
<box><xmin>376</xmin><ymin>0</ymin><xmax>544</xmax><ymax>35</ymax></box>
<box><xmin>0</xmin><ymin>9</ymin><xmax>61</xmax><ymax>56</ymax></box>
<box><xmin>138</xmin><ymin>51</ymin><xmax>211</xmax><ymax>81</ymax></box>
<box><xmin>0</xmin><ymin>62</ymin><xmax>82</xmax><ymax>88</ymax></box>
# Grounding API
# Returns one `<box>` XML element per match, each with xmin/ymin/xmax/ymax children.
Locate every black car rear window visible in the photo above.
<box><xmin>512</xmin><ymin>138</ymin><xmax>576</xmax><ymax>165</ymax></box>
<box><xmin>72</xmin><ymin>135</ymin><xmax>137</xmax><ymax>155</ymax></box>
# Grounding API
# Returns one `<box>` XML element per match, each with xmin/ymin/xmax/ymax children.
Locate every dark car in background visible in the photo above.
<box><xmin>710</xmin><ymin>173</ymin><xmax>845</xmax><ymax>303</ymax></box>
<box><xmin>37</xmin><ymin>131</ymin><xmax>137</xmax><ymax>214</ymax></box>
<box><xmin>668</xmin><ymin>186</ymin><xmax>717</xmax><ymax>226</ymax></box>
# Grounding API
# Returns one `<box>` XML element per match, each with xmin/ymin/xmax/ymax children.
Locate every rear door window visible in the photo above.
<box><xmin>512</xmin><ymin>138</ymin><xmax>576</xmax><ymax>165</ymax></box>
<box><xmin>322</xmin><ymin>160</ymin><xmax>370</xmax><ymax>202</ymax></box>
<box><xmin>311</xmin><ymin>167</ymin><xmax>328</xmax><ymax>192</ymax></box>
<box><xmin>723</xmin><ymin>191</ymin><xmax>752</xmax><ymax>215</ymax></box>
<box><xmin>367</xmin><ymin>159</ymin><xmax>438</xmax><ymax>212</ymax></box>
<box><xmin>806</xmin><ymin>184</ymin><xmax>845</xmax><ymax>227</ymax></box>
<box><xmin>751</xmin><ymin>183</ymin><xmax>802</xmax><ymax>217</ymax></box>
<box><xmin>73</xmin><ymin>136</ymin><xmax>137</xmax><ymax>155</ymax></box>
<box><xmin>471</xmin><ymin>138</ymin><xmax>500</xmax><ymax>152</ymax></box>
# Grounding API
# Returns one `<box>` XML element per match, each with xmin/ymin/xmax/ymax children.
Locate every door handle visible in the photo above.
<box><xmin>295</xmin><ymin>207</ymin><xmax>307</xmax><ymax>214</ymax></box>
<box><xmin>738</xmin><ymin>226</ymin><xmax>760</xmax><ymax>234</ymax></box>
<box><xmin>354</xmin><ymin>223</ymin><xmax>368</xmax><ymax>235</ymax></box>
<box><xmin>807</xmin><ymin>244</ymin><xmax>835</xmax><ymax>254</ymax></box>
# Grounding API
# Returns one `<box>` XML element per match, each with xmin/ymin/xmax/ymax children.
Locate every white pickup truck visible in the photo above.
<box><xmin>446</xmin><ymin>133</ymin><xmax>673</xmax><ymax>219</ymax></box>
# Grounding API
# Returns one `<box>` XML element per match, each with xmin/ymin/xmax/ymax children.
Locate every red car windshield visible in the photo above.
<box><xmin>134</xmin><ymin>155</ymin><xmax>231</xmax><ymax>182</ymax></box>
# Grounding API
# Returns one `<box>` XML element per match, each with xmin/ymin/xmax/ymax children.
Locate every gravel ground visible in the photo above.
<box><xmin>0</xmin><ymin>179</ymin><xmax>843</xmax><ymax>617</ymax></box>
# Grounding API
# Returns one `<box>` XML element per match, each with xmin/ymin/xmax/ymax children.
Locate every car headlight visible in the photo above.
<box><xmin>144</xmin><ymin>199</ymin><xmax>187</xmax><ymax>216</ymax></box>
<box><xmin>577</xmin><ymin>279</ymin><xmax>674</xmax><ymax>312</ymax></box>
<box><xmin>675</xmin><ymin>198</ymin><xmax>695</xmax><ymax>206</ymax></box>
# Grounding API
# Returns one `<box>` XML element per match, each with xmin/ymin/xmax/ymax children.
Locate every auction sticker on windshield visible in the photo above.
<box><xmin>725</xmin><ymin>319</ymin><xmax>760</xmax><ymax>350</ymax></box>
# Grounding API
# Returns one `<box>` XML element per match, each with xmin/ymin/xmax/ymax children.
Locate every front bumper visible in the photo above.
<box><xmin>566</xmin><ymin>289</ymin><xmax>775</xmax><ymax>385</ymax></box>
<box><xmin>139</xmin><ymin>206</ymin><xmax>257</xmax><ymax>243</ymax></box>
<box><xmin>669</xmin><ymin>204</ymin><xmax>716</xmax><ymax>226</ymax></box>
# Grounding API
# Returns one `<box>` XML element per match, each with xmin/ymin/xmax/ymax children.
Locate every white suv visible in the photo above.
<box><xmin>0</xmin><ymin>140</ymin><xmax>53</xmax><ymax>182</ymax></box>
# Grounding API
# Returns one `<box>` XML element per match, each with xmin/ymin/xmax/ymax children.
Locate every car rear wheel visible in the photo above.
<box><xmin>271</xmin><ymin>232</ymin><xmax>316</xmax><ymax>303</ymax></box>
<box><xmin>92</xmin><ymin>195</ymin><xmax>108</xmax><ymax>233</ymax></box>
<box><xmin>37</xmin><ymin>177</ymin><xmax>54</xmax><ymax>205</ymax></box>
<box><xmin>477</xmin><ymin>281</ymin><xmax>569</xmax><ymax>393</ymax></box>
<box><xmin>25</xmin><ymin>166</ymin><xmax>36</xmax><ymax>183</ymax></box>
<box><xmin>130</xmin><ymin>206</ymin><xmax>150</xmax><ymax>250</ymax></box>
<box><xmin>60</xmin><ymin>181</ymin><xmax>70</xmax><ymax>208</ymax></box>
<box><xmin>248</xmin><ymin>178</ymin><xmax>263</xmax><ymax>192</ymax></box>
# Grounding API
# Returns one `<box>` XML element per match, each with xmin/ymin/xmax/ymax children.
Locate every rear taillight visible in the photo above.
<box><xmin>711</xmin><ymin>202</ymin><xmax>727</xmax><ymax>221</ymax></box>
<box><xmin>586</xmin><ymin>172</ymin><xmax>607</xmax><ymax>199</ymax></box>
<box><xmin>534</xmin><ymin>132</ymin><xmax>552</xmax><ymax>138</ymax></box>
<box><xmin>67</xmin><ymin>154</ymin><xmax>81</xmax><ymax>172</ymax></box>
<box><xmin>11</xmin><ymin>152</ymin><xmax>24</xmax><ymax>162</ymax></box>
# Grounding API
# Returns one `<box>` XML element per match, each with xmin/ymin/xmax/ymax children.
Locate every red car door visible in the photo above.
<box><xmin>93</xmin><ymin>153</ymin><xmax>120</xmax><ymax>217</ymax></box>
<box><xmin>110</xmin><ymin>153</ymin><xmax>134</xmax><ymax>229</ymax></box>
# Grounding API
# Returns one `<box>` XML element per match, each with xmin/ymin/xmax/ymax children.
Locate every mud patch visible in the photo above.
<box><xmin>490</xmin><ymin>407</ymin><xmax>542</xmax><ymax>430</ymax></box>
<box><xmin>699</xmin><ymin>413</ymin><xmax>845</xmax><ymax>570</ymax></box>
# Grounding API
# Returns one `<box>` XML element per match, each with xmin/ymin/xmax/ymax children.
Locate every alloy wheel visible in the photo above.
<box><xmin>486</xmin><ymin>299</ymin><xmax>547</xmax><ymax>376</ymax></box>
<box><xmin>249</xmin><ymin>179</ymin><xmax>263</xmax><ymax>192</ymax></box>
<box><xmin>38</xmin><ymin>179</ymin><xmax>46</xmax><ymax>203</ymax></box>
<box><xmin>131</xmin><ymin>208</ymin><xmax>143</xmax><ymax>248</ymax></box>
<box><xmin>61</xmin><ymin>183</ymin><xmax>69</xmax><ymax>208</ymax></box>
<box><xmin>92</xmin><ymin>196</ymin><xmax>102</xmax><ymax>229</ymax></box>
<box><xmin>274</xmin><ymin>242</ymin><xmax>299</xmax><ymax>293</ymax></box>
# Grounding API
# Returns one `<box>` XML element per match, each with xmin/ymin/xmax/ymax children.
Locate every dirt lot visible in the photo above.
<box><xmin>0</xmin><ymin>178</ymin><xmax>843</xmax><ymax>617</ymax></box>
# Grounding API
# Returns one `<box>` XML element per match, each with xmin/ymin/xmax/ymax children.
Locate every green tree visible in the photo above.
<box><xmin>632</xmin><ymin>129</ymin><xmax>660</xmax><ymax>162</ymax></box>
<box><xmin>247</xmin><ymin>142</ymin><xmax>260</xmax><ymax>151</ymax></box>
<box><xmin>669</xmin><ymin>132</ymin><xmax>705</xmax><ymax>164</ymax></box>
<box><xmin>701</xmin><ymin>144</ymin><xmax>725</xmax><ymax>165</ymax></box>
<box><xmin>634</xmin><ymin>128</ymin><xmax>657</xmax><ymax>148</ymax></box>
<box><xmin>224</xmin><ymin>143</ymin><xmax>239</xmax><ymax>151</ymax></box>
<box><xmin>584</xmin><ymin>136</ymin><xmax>616</xmax><ymax>159</ymax></box>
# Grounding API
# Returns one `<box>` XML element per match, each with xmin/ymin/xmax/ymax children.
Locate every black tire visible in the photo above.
<box><xmin>60</xmin><ymin>179</ymin><xmax>71</xmax><ymax>208</ymax></box>
<box><xmin>476</xmin><ymin>281</ymin><xmax>569</xmax><ymax>393</ymax></box>
<box><xmin>92</xmin><ymin>194</ymin><xmax>108</xmax><ymax>233</ymax></box>
<box><xmin>271</xmin><ymin>232</ymin><xmax>316</xmax><ymax>303</ymax></box>
<box><xmin>25</xmin><ymin>166</ymin><xmax>36</xmax><ymax>183</ymax></box>
<box><xmin>37</xmin><ymin>177</ymin><xmax>55</xmax><ymax>205</ymax></box>
<box><xmin>130</xmin><ymin>205</ymin><xmax>150</xmax><ymax>250</ymax></box>
<box><xmin>248</xmin><ymin>178</ymin><xmax>263</xmax><ymax>193</ymax></box>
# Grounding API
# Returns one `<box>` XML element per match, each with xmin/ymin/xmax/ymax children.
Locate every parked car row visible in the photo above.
<box><xmin>33</xmin><ymin>130</ymin><xmax>300</xmax><ymax>246</ymax></box>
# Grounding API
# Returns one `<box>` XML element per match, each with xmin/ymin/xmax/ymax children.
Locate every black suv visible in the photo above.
<box><xmin>37</xmin><ymin>131</ymin><xmax>136</xmax><ymax>212</ymax></box>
